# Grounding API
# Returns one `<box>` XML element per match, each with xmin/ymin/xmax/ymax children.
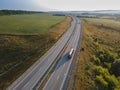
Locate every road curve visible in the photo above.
<box><xmin>7</xmin><ymin>16</ymin><xmax>77</xmax><ymax>90</ymax></box>
<box><xmin>43</xmin><ymin>17</ymin><xmax>81</xmax><ymax>90</ymax></box>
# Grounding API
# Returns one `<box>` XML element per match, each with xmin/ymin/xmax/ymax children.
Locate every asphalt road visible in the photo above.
<box><xmin>43</xmin><ymin>17</ymin><xmax>81</xmax><ymax>90</ymax></box>
<box><xmin>7</xmin><ymin>16</ymin><xmax>77</xmax><ymax>90</ymax></box>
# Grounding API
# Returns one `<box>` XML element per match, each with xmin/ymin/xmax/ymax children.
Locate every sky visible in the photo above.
<box><xmin>0</xmin><ymin>0</ymin><xmax>120</xmax><ymax>11</ymax></box>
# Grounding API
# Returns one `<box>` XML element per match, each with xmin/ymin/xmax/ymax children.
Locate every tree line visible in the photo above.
<box><xmin>0</xmin><ymin>10</ymin><xmax>43</xmax><ymax>15</ymax></box>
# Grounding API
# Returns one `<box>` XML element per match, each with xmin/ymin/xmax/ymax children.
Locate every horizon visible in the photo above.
<box><xmin>0</xmin><ymin>9</ymin><xmax>120</xmax><ymax>12</ymax></box>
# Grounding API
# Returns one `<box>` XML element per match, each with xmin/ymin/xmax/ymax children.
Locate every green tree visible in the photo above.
<box><xmin>111</xmin><ymin>59</ymin><xmax>120</xmax><ymax>77</ymax></box>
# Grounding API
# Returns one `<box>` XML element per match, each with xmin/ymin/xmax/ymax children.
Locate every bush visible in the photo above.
<box><xmin>94</xmin><ymin>66</ymin><xmax>109</xmax><ymax>76</ymax></box>
<box><xmin>96</xmin><ymin>50</ymin><xmax>117</xmax><ymax>63</ymax></box>
<box><xmin>105</xmin><ymin>50</ymin><xmax>118</xmax><ymax>63</ymax></box>
<box><xmin>103</xmin><ymin>62</ymin><xmax>111</xmax><ymax>69</ymax></box>
<box><xmin>90</xmin><ymin>55</ymin><xmax>101</xmax><ymax>65</ymax></box>
<box><xmin>111</xmin><ymin>59</ymin><xmax>120</xmax><ymax>77</ymax></box>
<box><xmin>94</xmin><ymin>66</ymin><xmax>120</xmax><ymax>90</ymax></box>
<box><xmin>104</xmin><ymin>75</ymin><xmax>120</xmax><ymax>90</ymax></box>
<box><xmin>96</xmin><ymin>49</ymin><xmax>104</xmax><ymax>57</ymax></box>
<box><xmin>80</xmin><ymin>47</ymin><xmax>84</xmax><ymax>51</ymax></box>
<box><xmin>96</xmin><ymin>75</ymin><xmax>108</xmax><ymax>88</ymax></box>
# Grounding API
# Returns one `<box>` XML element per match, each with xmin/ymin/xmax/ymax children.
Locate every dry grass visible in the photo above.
<box><xmin>67</xmin><ymin>17</ymin><xmax>120</xmax><ymax>90</ymax></box>
<box><xmin>84</xmin><ymin>19</ymin><xmax>120</xmax><ymax>51</ymax></box>
<box><xmin>84</xmin><ymin>18</ymin><xmax>120</xmax><ymax>32</ymax></box>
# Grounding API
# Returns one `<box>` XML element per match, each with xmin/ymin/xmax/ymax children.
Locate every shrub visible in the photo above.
<box><xmin>94</xmin><ymin>42</ymin><xmax>100</xmax><ymax>48</ymax></box>
<box><xmin>93</xmin><ymin>37</ymin><xmax>98</xmax><ymax>42</ymax></box>
<box><xmin>105</xmin><ymin>50</ymin><xmax>118</xmax><ymax>63</ymax></box>
<box><xmin>104</xmin><ymin>75</ymin><xmax>120</xmax><ymax>89</ymax></box>
<box><xmin>111</xmin><ymin>59</ymin><xmax>120</xmax><ymax>77</ymax></box>
<box><xmin>94</xmin><ymin>66</ymin><xmax>120</xmax><ymax>90</ymax></box>
<box><xmin>96</xmin><ymin>49</ymin><xmax>104</xmax><ymax>57</ymax></box>
<box><xmin>80</xmin><ymin>47</ymin><xmax>84</xmax><ymax>51</ymax></box>
<box><xmin>96</xmin><ymin>75</ymin><xmax>108</xmax><ymax>88</ymax></box>
<box><xmin>94</xmin><ymin>66</ymin><xmax>109</xmax><ymax>76</ymax></box>
<box><xmin>96</xmin><ymin>50</ymin><xmax>117</xmax><ymax>63</ymax></box>
<box><xmin>103</xmin><ymin>62</ymin><xmax>111</xmax><ymax>69</ymax></box>
<box><xmin>90</xmin><ymin>55</ymin><xmax>101</xmax><ymax>65</ymax></box>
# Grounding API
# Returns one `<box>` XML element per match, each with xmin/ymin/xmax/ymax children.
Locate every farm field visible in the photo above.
<box><xmin>0</xmin><ymin>14</ymin><xmax>71</xmax><ymax>89</ymax></box>
<box><xmin>0</xmin><ymin>14</ymin><xmax>65</xmax><ymax>34</ymax></box>
<box><xmin>84</xmin><ymin>18</ymin><xmax>120</xmax><ymax>32</ymax></box>
<box><xmin>67</xmin><ymin>17</ymin><xmax>120</xmax><ymax>90</ymax></box>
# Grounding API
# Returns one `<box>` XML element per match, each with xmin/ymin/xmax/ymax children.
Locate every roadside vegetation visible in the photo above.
<box><xmin>67</xmin><ymin>16</ymin><xmax>120</xmax><ymax>90</ymax></box>
<box><xmin>0</xmin><ymin>14</ymin><xmax>71</xmax><ymax>89</ymax></box>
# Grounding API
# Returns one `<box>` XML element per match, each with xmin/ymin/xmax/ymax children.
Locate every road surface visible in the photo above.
<box><xmin>43</xmin><ymin>17</ymin><xmax>81</xmax><ymax>90</ymax></box>
<box><xmin>7</xmin><ymin>16</ymin><xmax>78</xmax><ymax>90</ymax></box>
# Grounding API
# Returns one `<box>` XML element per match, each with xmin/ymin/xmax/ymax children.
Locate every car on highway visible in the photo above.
<box><xmin>68</xmin><ymin>48</ymin><xmax>74</xmax><ymax>59</ymax></box>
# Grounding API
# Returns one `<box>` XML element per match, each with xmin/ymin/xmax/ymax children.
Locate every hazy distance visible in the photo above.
<box><xmin>0</xmin><ymin>0</ymin><xmax>120</xmax><ymax>11</ymax></box>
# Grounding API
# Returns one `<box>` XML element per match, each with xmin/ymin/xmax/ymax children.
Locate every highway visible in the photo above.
<box><xmin>43</xmin><ymin>17</ymin><xmax>81</xmax><ymax>90</ymax></box>
<box><xmin>7</xmin><ymin>16</ymin><xmax>77</xmax><ymax>90</ymax></box>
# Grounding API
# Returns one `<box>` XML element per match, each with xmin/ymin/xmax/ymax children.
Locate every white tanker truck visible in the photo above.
<box><xmin>68</xmin><ymin>48</ymin><xmax>74</xmax><ymax>59</ymax></box>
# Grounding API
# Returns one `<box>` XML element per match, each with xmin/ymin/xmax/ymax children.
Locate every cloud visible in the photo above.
<box><xmin>0</xmin><ymin>0</ymin><xmax>120</xmax><ymax>11</ymax></box>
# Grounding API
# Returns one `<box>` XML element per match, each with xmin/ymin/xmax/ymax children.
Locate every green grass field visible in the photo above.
<box><xmin>83</xmin><ymin>18</ymin><xmax>120</xmax><ymax>32</ymax></box>
<box><xmin>0</xmin><ymin>14</ymin><xmax>65</xmax><ymax>34</ymax></box>
<box><xmin>85</xmin><ymin>18</ymin><xmax>120</xmax><ymax>25</ymax></box>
